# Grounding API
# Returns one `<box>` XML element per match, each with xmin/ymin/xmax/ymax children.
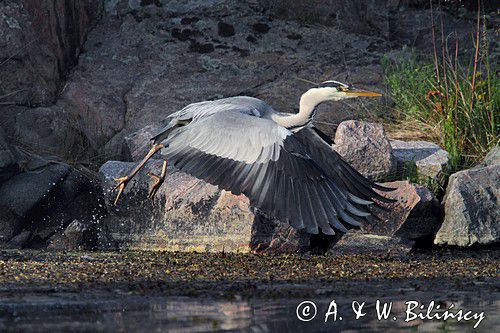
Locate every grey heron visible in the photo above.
<box><xmin>113</xmin><ymin>80</ymin><xmax>394</xmax><ymax>235</ymax></box>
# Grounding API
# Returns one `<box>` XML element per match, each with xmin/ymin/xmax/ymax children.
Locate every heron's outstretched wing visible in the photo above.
<box><xmin>158</xmin><ymin>110</ymin><xmax>382</xmax><ymax>235</ymax></box>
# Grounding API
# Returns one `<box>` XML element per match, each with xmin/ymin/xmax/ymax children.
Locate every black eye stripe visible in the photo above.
<box><xmin>318</xmin><ymin>82</ymin><xmax>341</xmax><ymax>88</ymax></box>
<box><xmin>318</xmin><ymin>81</ymin><xmax>350</xmax><ymax>89</ymax></box>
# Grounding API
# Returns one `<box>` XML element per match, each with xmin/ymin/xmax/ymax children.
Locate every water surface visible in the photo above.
<box><xmin>1</xmin><ymin>287</ymin><xmax>498</xmax><ymax>332</ymax></box>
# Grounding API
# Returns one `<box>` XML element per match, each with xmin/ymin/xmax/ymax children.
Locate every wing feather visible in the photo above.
<box><xmin>295</xmin><ymin>127</ymin><xmax>396</xmax><ymax>205</ymax></box>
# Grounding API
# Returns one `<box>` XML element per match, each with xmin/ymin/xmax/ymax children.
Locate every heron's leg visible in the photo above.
<box><xmin>113</xmin><ymin>143</ymin><xmax>164</xmax><ymax>205</ymax></box>
<box><xmin>147</xmin><ymin>160</ymin><xmax>168</xmax><ymax>202</ymax></box>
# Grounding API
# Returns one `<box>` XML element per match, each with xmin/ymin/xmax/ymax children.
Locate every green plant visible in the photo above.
<box><xmin>382</xmin><ymin>4</ymin><xmax>498</xmax><ymax>172</ymax></box>
<box><xmin>399</xmin><ymin>160</ymin><xmax>444</xmax><ymax>196</ymax></box>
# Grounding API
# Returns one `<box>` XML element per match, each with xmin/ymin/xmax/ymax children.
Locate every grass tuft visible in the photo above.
<box><xmin>382</xmin><ymin>3</ymin><xmax>498</xmax><ymax>172</ymax></box>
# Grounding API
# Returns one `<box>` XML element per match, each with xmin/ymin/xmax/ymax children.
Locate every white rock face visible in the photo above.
<box><xmin>390</xmin><ymin>140</ymin><xmax>449</xmax><ymax>180</ymax></box>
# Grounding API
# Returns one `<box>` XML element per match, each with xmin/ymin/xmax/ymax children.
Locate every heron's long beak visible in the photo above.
<box><xmin>345</xmin><ymin>90</ymin><xmax>382</xmax><ymax>97</ymax></box>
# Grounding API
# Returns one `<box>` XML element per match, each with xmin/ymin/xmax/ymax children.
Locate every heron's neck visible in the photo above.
<box><xmin>272</xmin><ymin>89</ymin><xmax>326</xmax><ymax>129</ymax></box>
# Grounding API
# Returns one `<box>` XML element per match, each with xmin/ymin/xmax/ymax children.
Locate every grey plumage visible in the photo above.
<box><xmin>151</xmin><ymin>95</ymin><xmax>393</xmax><ymax>235</ymax></box>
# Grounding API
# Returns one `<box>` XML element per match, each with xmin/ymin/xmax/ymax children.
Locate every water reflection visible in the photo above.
<box><xmin>0</xmin><ymin>292</ymin><xmax>498</xmax><ymax>332</ymax></box>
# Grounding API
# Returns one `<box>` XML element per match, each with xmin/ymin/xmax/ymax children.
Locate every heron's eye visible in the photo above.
<box><xmin>338</xmin><ymin>86</ymin><xmax>348</xmax><ymax>92</ymax></box>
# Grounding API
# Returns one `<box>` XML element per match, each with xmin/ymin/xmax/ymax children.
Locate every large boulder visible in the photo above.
<box><xmin>124</xmin><ymin>124</ymin><xmax>162</xmax><ymax>161</ymax></box>
<box><xmin>250</xmin><ymin>215</ymin><xmax>311</xmax><ymax>253</ymax></box>
<box><xmin>365</xmin><ymin>181</ymin><xmax>442</xmax><ymax>240</ymax></box>
<box><xmin>391</xmin><ymin>140</ymin><xmax>449</xmax><ymax>182</ymax></box>
<box><xmin>481</xmin><ymin>145</ymin><xmax>499</xmax><ymax>167</ymax></box>
<box><xmin>333</xmin><ymin>120</ymin><xmax>395</xmax><ymax>181</ymax></box>
<box><xmin>47</xmin><ymin>219</ymin><xmax>98</xmax><ymax>250</ymax></box>
<box><xmin>434</xmin><ymin>160</ymin><xmax>499</xmax><ymax>247</ymax></box>
<box><xmin>97</xmin><ymin>160</ymin><xmax>442</xmax><ymax>252</ymax></box>
<box><xmin>0</xmin><ymin>161</ymin><xmax>71</xmax><ymax>219</ymax></box>
<box><xmin>98</xmin><ymin>120</ymin><xmax>443</xmax><ymax>252</ymax></box>
<box><xmin>0</xmin><ymin>145</ymin><xmax>105</xmax><ymax>248</ymax></box>
<box><xmin>0</xmin><ymin>0</ymin><xmax>102</xmax><ymax>106</ymax></box>
<box><xmin>98</xmin><ymin>160</ymin><xmax>308</xmax><ymax>252</ymax></box>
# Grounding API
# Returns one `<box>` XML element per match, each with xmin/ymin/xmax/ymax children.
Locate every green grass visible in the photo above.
<box><xmin>382</xmin><ymin>29</ymin><xmax>498</xmax><ymax>172</ymax></box>
<box><xmin>399</xmin><ymin>160</ymin><xmax>445</xmax><ymax>196</ymax></box>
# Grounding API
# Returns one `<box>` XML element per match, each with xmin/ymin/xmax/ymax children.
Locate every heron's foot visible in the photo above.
<box><xmin>147</xmin><ymin>172</ymin><xmax>165</xmax><ymax>202</ymax></box>
<box><xmin>113</xmin><ymin>176</ymin><xmax>131</xmax><ymax>206</ymax></box>
<box><xmin>147</xmin><ymin>160</ymin><xmax>168</xmax><ymax>203</ymax></box>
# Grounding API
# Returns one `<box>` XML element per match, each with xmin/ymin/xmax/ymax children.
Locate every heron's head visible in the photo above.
<box><xmin>301</xmin><ymin>80</ymin><xmax>382</xmax><ymax>105</ymax></box>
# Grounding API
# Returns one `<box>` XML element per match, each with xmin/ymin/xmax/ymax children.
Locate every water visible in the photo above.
<box><xmin>1</xmin><ymin>288</ymin><xmax>498</xmax><ymax>332</ymax></box>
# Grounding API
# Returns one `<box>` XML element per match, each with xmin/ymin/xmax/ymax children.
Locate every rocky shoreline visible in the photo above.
<box><xmin>0</xmin><ymin>0</ymin><xmax>498</xmax><ymax>254</ymax></box>
<box><xmin>0</xmin><ymin>248</ymin><xmax>498</xmax><ymax>296</ymax></box>
<box><xmin>1</xmin><ymin>119</ymin><xmax>497</xmax><ymax>253</ymax></box>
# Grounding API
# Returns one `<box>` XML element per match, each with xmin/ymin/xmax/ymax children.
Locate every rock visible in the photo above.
<box><xmin>0</xmin><ymin>162</ymin><xmax>71</xmax><ymax>218</ymax></box>
<box><xmin>27</xmin><ymin>169</ymin><xmax>106</xmax><ymax>243</ymax></box>
<box><xmin>124</xmin><ymin>124</ymin><xmax>162</xmax><ymax>161</ymax></box>
<box><xmin>391</xmin><ymin>140</ymin><xmax>449</xmax><ymax>181</ymax></box>
<box><xmin>1</xmin><ymin>0</ymin><xmax>393</xmax><ymax>161</ymax></box>
<box><xmin>0</xmin><ymin>105</ymin><xmax>97</xmax><ymax>161</ymax></box>
<box><xmin>481</xmin><ymin>145</ymin><xmax>499</xmax><ymax>167</ymax></box>
<box><xmin>434</xmin><ymin>164</ymin><xmax>499</xmax><ymax>247</ymax></box>
<box><xmin>250</xmin><ymin>215</ymin><xmax>310</xmax><ymax>253</ymax></box>
<box><xmin>259</xmin><ymin>0</ymin><xmax>394</xmax><ymax>37</ymax></box>
<box><xmin>99</xmin><ymin>160</ymin><xmax>253</xmax><ymax>251</ymax></box>
<box><xmin>259</xmin><ymin>0</ymin><xmax>474</xmax><ymax>49</ymax></box>
<box><xmin>389</xmin><ymin>9</ymin><xmax>474</xmax><ymax>51</ymax></box>
<box><xmin>98</xmin><ymin>160</ymin><xmax>303</xmax><ymax>252</ymax></box>
<box><xmin>0</xmin><ymin>0</ymin><xmax>102</xmax><ymax>106</ymax></box>
<box><xmin>0</xmin><ymin>148</ymin><xmax>15</xmax><ymax>171</ymax></box>
<box><xmin>0</xmin><ymin>149</ymin><xmax>105</xmax><ymax>248</ymax></box>
<box><xmin>0</xmin><ymin>210</ymin><xmax>20</xmax><ymax>243</ymax></box>
<box><xmin>366</xmin><ymin>181</ymin><xmax>442</xmax><ymax>240</ymax></box>
<box><xmin>48</xmin><ymin>219</ymin><xmax>97</xmax><ymax>250</ymax></box>
<box><xmin>5</xmin><ymin>230</ymin><xmax>31</xmax><ymax>248</ymax></box>
<box><xmin>0</xmin><ymin>128</ymin><xmax>18</xmax><ymax>184</ymax></box>
<box><xmin>327</xmin><ymin>232</ymin><xmax>415</xmax><ymax>256</ymax></box>
<box><xmin>332</xmin><ymin>120</ymin><xmax>395</xmax><ymax>181</ymax></box>
<box><xmin>100</xmin><ymin>159</ymin><xmax>433</xmax><ymax>254</ymax></box>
